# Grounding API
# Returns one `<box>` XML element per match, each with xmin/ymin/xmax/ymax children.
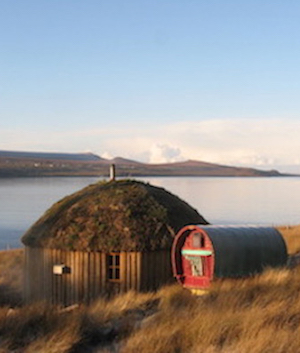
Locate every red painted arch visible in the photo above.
<box><xmin>171</xmin><ymin>225</ymin><xmax>215</xmax><ymax>289</ymax></box>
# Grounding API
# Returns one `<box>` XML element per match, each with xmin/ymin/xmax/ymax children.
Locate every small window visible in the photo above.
<box><xmin>185</xmin><ymin>255</ymin><xmax>204</xmax><ymax>277</ymax></box>
<box><xmin>193</xmin><ymin>233</ymin><xmax>205</xmax><ymax>248</ymax></box>
<box><xmin>107</xmin><ymin>253</ymin><xmax>120</xmax><ymax>281</ymax></box>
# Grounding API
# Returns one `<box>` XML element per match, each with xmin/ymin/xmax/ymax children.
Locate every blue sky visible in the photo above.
<box><xmin>1</xmin><ymin>1</ymin><xmax>300</xmax><ymax>172</ymax></box>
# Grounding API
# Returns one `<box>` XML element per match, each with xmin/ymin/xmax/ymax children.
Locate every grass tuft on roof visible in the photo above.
<box><xmin>22</xmin><ymin>179</ymin><xmax>208</xmax><ymax>252</ymax></box>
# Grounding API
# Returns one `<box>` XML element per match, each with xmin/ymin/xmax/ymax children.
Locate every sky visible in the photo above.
<box><xmin>1</xmin><ymin>0</ymin><xmax>300</xmax><ymax>173</ymax></box>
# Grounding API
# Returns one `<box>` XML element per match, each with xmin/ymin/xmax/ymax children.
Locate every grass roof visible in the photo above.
<box><xmin>22</xmin><ymin>179</ymin><xmax>208</xmax><ymax>252</ymax></box>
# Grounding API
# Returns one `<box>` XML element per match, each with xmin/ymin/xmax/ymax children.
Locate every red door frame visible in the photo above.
<box><xmin>172</xmin><ymin>225</ymin><xmax>214</xmax><ymax>289</ymax></box>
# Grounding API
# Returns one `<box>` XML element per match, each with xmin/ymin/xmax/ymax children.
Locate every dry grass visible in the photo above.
<box><xmin>122</xmin><ymin>268</ymin><xmax>300</xmax><ymax>353</ymax></box>
<box><xmin>0</xmin><ymin>302</ymin><xmax>85</xmax><ymax>353</ymax></box>
<box><xmin>0</xmin><ymin>268</ymin><xmax>299</xmax><ymax>352</ymax></box>
<box><xmin>0</xmin><ymin>249</ymin><xmax>24</xmax><ymax>306</ymax></box>
<box><xmin>0</xmin><ymin>290</ymin><xmax>158</xmax><ymax>352</ymax></box>
<box><xmin>277</xmin><ymin>225</ymin><xmax>300</xmax><ymax>255</ymax></box>
<box><xmin>2</xmin><ymin>240</ymin><xmax>300</xmax><ymax>352</ymax></box>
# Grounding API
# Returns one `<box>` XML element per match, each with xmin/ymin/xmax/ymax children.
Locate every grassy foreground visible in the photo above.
<box><xmin>1</xmin><ymin>268</ymin><xmax>300</xmax><ymax>352</ymax></box>
<box><xmin>0</xmin><ymin>225</ymin><xmax>300</xmax><ymax>352</ymax></box>
<box><xmin>0</xmin><ymin>249</ymin><xmax>24</xmax><ymax>306</ymax></box>
<box><xmin>277</xmin><ymin>225</ymin><xmax>300</xmax><ymax>255</ymax></box>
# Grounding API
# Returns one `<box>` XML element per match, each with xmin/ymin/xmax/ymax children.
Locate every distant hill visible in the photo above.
<box><xmin>111</xmin><ymin>157</ymin><xmax>143</xmax><ymax>165</ymax></box>
<box><xmin>0</xmin><ymin>149</ymin><xmax>290</xmax><ymax>177</ymax></box>
<box><xmin>142</xmin><ymin>160</ymin><xmax>283</xmax><ymax>177</ymax></box>
<box><xmin>0</xmin><ymin>150</ymin><xmax>102</xmax><ymax>161</ymax></box>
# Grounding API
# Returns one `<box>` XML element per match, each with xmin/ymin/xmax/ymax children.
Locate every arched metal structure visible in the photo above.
<box><xmin>172</xmin><ymin>225</ymin><xmax>288</xmax><ymax>290</ymax></box>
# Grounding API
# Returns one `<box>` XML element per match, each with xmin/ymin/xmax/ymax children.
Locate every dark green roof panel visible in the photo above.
<box><xmin>204</xmin><ymin>226</ymin><xmax>287</xmax><ymax>277</ymax></box>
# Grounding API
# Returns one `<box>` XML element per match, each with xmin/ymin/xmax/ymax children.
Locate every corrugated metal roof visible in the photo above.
<box><xmin>198</xmin><ymin>225</ymin><xmax>287</xmax><ymax>278</ymax></box>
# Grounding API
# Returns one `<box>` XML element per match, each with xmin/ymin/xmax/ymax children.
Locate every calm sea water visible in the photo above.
<box><xmin>0</xmin><ymin>176</ymin><xmax>300</xmax><ymax>249</ymax></box>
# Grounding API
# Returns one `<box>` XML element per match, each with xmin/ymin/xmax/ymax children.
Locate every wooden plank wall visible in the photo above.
<box><xmin>24</xmin><ymin>248</ymin><xmax>173</xmax><ymax>305</ymax></box>
<box><xmin>140</xmin><ymin>250</ymin><xmax>174</xmax><ymax>291</ymax></box>
<box><xmin>24</xmin><ymin>247</ymin><xmax>44</xmax><ymax>302</ymax></box>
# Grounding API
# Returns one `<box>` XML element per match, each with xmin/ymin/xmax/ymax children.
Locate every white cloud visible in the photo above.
<box><xmin>1</xmin><ymin>118</ymin><xmax>300</xmax><ymax>172</ymax></box>
<box><xmin>148</xmin><ymin>143</ymin><xmax>184</xmax><ymax>164</ymax></box>
<box><xmin>160</xmin><ymin>119</ymin><xmax>300</xmax><ymax>168</ymax></box>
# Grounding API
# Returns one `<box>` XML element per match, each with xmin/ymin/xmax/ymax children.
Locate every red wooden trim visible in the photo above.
<box><xmin>171</xmin><ymin>225</ymin><xmax>199</xmax><ymax>284</ymax></box>
<box><xmin>172</xmin><ymin>225</ymin><xmax>215</xmax><ymax>290</ymax></box>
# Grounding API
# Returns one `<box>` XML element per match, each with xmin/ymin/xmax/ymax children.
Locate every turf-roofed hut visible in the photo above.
<box><xmin>22</xmin><ymin>179</ymin><xmax>208</xmax><ymax>305</ymax></box>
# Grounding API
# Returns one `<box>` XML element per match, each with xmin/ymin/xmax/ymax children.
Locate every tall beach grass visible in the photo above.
<box><xmin>0</xmin><ymin>267</ymin><xmax>299</xmax><ymax>352</ymax></box>
<box><xmin>0</xmin><ymin>225</ymin><xmax>300</xmax><ymax>352</ymax></box>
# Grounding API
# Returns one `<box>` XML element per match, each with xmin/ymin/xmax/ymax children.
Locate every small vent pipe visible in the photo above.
<box><xmin>110</xmin><ymin>164</ymin><xmax>116</xmax><ymax>181</ymax></box>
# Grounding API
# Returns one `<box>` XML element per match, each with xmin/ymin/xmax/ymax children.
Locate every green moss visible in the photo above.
<box><xmin>22</xmin><ymin>179</ymin><xmax>208</xmax><ymax>251</ymax></box>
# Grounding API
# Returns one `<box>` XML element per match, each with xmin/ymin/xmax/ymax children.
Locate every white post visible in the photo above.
<box><xmin>110</xmin><ymin>164</ymin><xmax>116</xmax><ymax>181</ymax></box>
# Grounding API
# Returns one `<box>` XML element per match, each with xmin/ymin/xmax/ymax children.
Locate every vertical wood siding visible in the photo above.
<box><xmin>24</xmin><ymin>247</ymin><xmax>174</xmax><ymax>305</ymax></box>
<box><xmin>140</xmin><ymin>250</ymin><xmax>174</xmax><ymax>291</ymax></box>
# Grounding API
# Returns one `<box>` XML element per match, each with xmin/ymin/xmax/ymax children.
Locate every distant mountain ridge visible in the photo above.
<box><xmin>0</xmin><ymin>149</ymin><xmax>290</xmax><ymax>177</ymax></box>
<box><xmin>0</xmin><ymin>150</ymin><xmax>102</xmax><ymax>161</ymax></box>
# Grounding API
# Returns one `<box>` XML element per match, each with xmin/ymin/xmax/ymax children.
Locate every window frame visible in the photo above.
<box><xmin>107</xmin><ymin>253</ymin><xmax>121</xmax><ymax>282</ymax></box>
<box><xmin>193</xmin><ymin>232</ymin><xmax>205</xmax><ymax>248</ymax></box>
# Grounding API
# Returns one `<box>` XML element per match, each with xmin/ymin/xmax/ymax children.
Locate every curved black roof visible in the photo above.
<box><xmin>202</xmin><ymin>225</ymin><xmax>288</xmax><ymax>277</ymax></box>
